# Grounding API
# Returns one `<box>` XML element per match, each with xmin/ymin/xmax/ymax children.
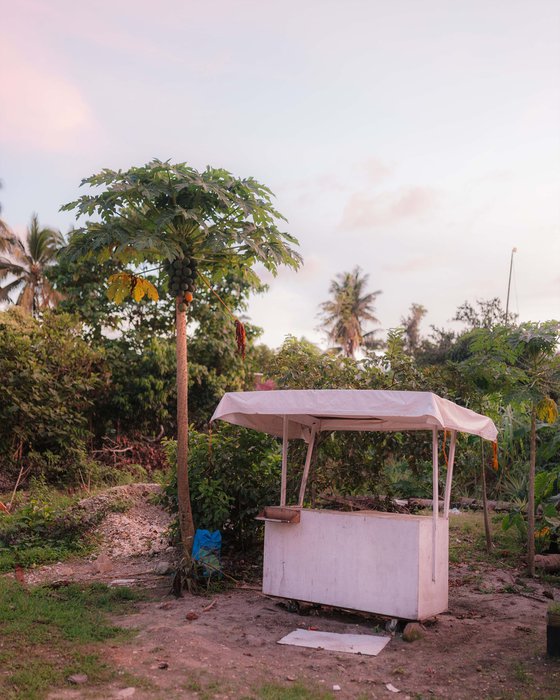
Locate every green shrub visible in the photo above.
<box><xmin>163</xmin><ymin>424</ymin><xmax>281</xmax><ymax>550</ymax></box>
<box><xmin>0</xmin><ymin>309</ymin><xmax>105</xmax><ymax>485</ymax></box>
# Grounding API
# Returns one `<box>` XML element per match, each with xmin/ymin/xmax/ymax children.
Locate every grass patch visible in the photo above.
<box><xmin>0</xmin><ymin>541</ymin><xmax>94</xmax><ymax>572</ymax></box>
<box><xmin>0</xmin><ymin>578</ymin><xmax>142</xmax><ymax>700</ymax></box>
<box><xmin>448</xmin><ymin>511</ymin><xmax>523</xmax><ymax>566</ymax></box>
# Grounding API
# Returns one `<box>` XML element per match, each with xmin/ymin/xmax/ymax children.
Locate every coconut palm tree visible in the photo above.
<box><xmin>0</xmin><ymin>214</ymin><xmax>63</xmax><ymax>315</ymax></box>
<box><xmin>319</xmin><ymin>267</ymin><xmax>382</xmax><ymax>358</ymax></box>
<box><xmin>61</xmin><ymin>159</ymin><xmax>302</xmax><ymax>563</ymax></box>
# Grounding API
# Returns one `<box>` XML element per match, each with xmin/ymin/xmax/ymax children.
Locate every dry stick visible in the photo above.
<box><xmin>7</xmin><ymin>458</ymin><xmax>29</xmax><ymax>512</ymax></box>
<box><xmin>481</xmin><ymin>439</ymin><xmax>493</xmax><ymax>553</ymax></box>
<box><xmin>201</xmin><ymin>599</ymin><xmax>217</xmax><ymax>612</ymax></box>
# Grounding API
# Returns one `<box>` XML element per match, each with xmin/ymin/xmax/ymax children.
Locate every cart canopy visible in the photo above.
<box><xmin>211</xmin><ymin>389</ymin><xmax>497</xmax><ymax>442</ymax></box>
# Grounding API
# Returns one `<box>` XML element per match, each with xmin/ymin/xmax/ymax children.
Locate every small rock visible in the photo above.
<box><xmin>333</xmin><ymin>684</ymin><xmax>341</xmax><ymax>691</ymax></box>
<box><xmin>93</xmin><ymin>553</ymin><xmax>112</xmax><ymax>574</ymax></box>
<box><xmin>158</xmin><ymin>602</ymin><xmax>173</xmax><ymax>610</ymax></box>
<box><xmin>117</xmin><ymin>688</ymin><xmax>136</xmax><ymax>698</ymax></box>
<box><xmin>286</xmin><ymin>675</ymin><xmax>296</xmax><ymax>682</ymax></box>
<box><xmin>154</xmin><ymin>561</ymin><xmax>173</xmax><ymax>575</ymax></box>
<box><xmin>186</xmin><ymin>611</ymin><xmax>199</xmax><ymax>621</ymax></box>
<box><xmin>109</xmin><ymin>579</ymin><xmax>137</xmax><ymax>587</ymax></box>
<box><xmin>543</xmin><ymin>588</ymin><xmax>554</xmax><ymax>600</ymax></box>
<box><xmin>386</xmin><ymin>682</ymin><xmax>400</xmax><ymax>693</ymax></box>
<box><xmin>67</xmin><ymin>673</ymin><xmax>88</xmax><ymax>685</ymax></box>
<box><xmin>158</xmin><ymin>662</ymin><xmax>169</xmax><ymax>670</ymax></box>
<box><xmin>402</xmin><ymin>622</ymin><xmax>423</xmax><ymax>643</ymax></box>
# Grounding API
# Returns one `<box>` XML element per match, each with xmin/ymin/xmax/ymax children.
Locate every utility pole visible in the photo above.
<box><xmin>505</xmin><ymin>247</ymin><xmax>517</xmax><ymax>324</ymax></box>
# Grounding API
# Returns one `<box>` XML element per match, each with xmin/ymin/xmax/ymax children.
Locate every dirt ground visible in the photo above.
<box><xmin>22</xmin><ymin>485</ymin><xmax>560</xmax><ymax>700</ymax></box>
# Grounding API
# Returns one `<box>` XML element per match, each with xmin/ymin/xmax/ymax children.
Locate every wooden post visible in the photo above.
<box><xmin>432</xmin><ymin>427</ymin><xmax>439</xmax><ymax>582</ymax></box>
<box><xmin>280</xmin><ymin>416</ymin><xmax>289</xmax><ymax>506</ymax></box>
<box><xmin>298</xmin><ymin>423</ymin><xmax>318</xmax><ymax>507</ymax></box>
<box><xmin>443</xmin><ymin>431</ymin><xmax>457</xmax><ymax>518</ymax></box>
<box><xmin>481</xmin><ymin>439</ymin><xmax>493</xmax><ymax>553</ymax></box>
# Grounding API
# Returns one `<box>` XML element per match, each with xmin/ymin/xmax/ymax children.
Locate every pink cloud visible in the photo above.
<box><xmin>361</xmin><ymin>157</ymin><xmax>393</xmax><ymax>183</ymax></box>
<box><xmin>0</xmin><ymin>36</ymin><xmax>98</xmax><ymax>153</ymax></box>
<box><xmin>339</xmin><ymin>186</ymin><xmax>438</xmax><ymax>230</ymax></box>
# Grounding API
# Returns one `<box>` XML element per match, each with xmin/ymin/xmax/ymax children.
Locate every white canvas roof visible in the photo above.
<box><xmin>211</xmin><ymin>389</ymin><xmax>498</xmax><ymax>442</ymax></box>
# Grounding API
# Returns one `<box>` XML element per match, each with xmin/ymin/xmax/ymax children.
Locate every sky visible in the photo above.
<box><xmin>1</xmin><ymin>0</ymin><xmax>559</xmax><ymax>348</ymax></box>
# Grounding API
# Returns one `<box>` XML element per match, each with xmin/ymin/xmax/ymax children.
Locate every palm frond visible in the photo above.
<box><xmin>0</xmin><ymin>278</ymin><xmax>24</xmax><ymax>302</ymax></box>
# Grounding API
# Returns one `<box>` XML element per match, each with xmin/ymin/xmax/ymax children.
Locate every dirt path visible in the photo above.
<box><xmin>26</xmin><ymin>487</ymin><xmax>559</xmax><ymax>699</ymax></box>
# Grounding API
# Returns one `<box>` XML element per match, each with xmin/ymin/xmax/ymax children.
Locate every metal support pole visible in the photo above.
<box><xmin>443</xmin><ymin>431</ymin><xmax>457</xmax><ymax>519</ymax></box>
<box><xmin>298</xmin><ymin>424</ymin><xmax>318</xmax><ymax>507</ymax></box>
<box><xmin>280</xmin><ymin>416</ymin><xmax>288</xmax><ymax>506</ymax></box>
<box><xmin>505</xmin><ymin>246</ymin><xmax>517</xmax><ymax>324</ymax></box>
<box><xmin>432</xmin><ymin>427</ymin><xmax>439</xmax><ymax>582</ymax></box>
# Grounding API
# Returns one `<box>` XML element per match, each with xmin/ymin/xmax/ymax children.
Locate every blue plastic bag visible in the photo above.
<box><xmin>192</xmin><ymin>529</ymin><xmax>222</xmax><ymax>578</ymax></box>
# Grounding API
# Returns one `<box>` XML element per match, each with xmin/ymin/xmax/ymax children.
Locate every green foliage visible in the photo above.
<box><xmin>501</xmin><ymin>469</ymin><xmax>560</xmax><ymax>551</ymax></box>
<box><xmin>381</xmin><ymin>459</ymin><xmax>435</xmax><ymax>499</ymax></box>
<box><xmin>0</xmin><ymin>487</ymin><xmax>92</xmax><ymax>572</ymax></box>
<box><xmin>269</xmin><ymin>336</ymin><xmax>445</xmax><ymax>501</ymax></box>
<box><xmin>61</xmin><ymin>158</ymin><xmax>302</xmax><ymax>280</ymax></box>
<box><xmin>49</xmin><ymin>247</ymin><xmax>175</xmax><ymax>342</ymax></box>
<box><xmin>163</xmin><ymin>424</ymin><xmax>281</xmax><ymax>549</ymax></box>
<box><xmin>99</xmin><ymin>335</ymin><xmax>177</xmax><ymax>436</ymax></box>
<box><xmin>0</xmin><ymin>309</ymin><xmax>106</xmax><ymax>483</ymax></box>
<box><xmin>271</xmin><ymin>335</ymin><xmax>382</xmax><ymax>389</ymax></box>
<box><xmin>0</xmin><ymin>479</ymin><xmax>136</xmax><ymax>571</ymax></box>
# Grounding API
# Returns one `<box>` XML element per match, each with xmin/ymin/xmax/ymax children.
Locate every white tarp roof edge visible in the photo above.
<box><xmin>211</xmin><ymin>389</ymin><xmax>498</xmax><ymax>442</ymax></box>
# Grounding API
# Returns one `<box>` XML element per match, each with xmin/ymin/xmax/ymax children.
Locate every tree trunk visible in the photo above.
<box><xmin>176</xmin><ymin>300</ymin><xmax>195</xmax><ymax>561</ymax></box>
<box><xmin>527</xmin><ymin>407</ymin><xmax>537</xmax><ymax>576</ymax></box>
<box><xmin>481</xmin><ymin>440</ymin><xmax>493</xmax><ymax>553</ymax></box>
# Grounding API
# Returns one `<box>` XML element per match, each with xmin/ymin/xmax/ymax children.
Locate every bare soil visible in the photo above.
<box><xmin>23</xmin><ymin>486</ymin><xmax>559</xmax><ymax>700</ymax></box>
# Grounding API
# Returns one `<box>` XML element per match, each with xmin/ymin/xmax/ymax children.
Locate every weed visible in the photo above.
<box><xmin>512</xmin><ymin>662</ymin><xmax>530</xmax><ymax>684</ymax></box>
<box><xmin>183</xmin><ymin>678</ymin><xmax>203</xmax><ymax>692</ymax></box>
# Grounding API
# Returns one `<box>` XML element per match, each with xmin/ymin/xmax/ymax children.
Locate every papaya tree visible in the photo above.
<box><xmin>61</xmin><ymin>159</ymin><xmax>302</xmax><ymax>559</ymax></box>
<box><xmin>465</xmin><ymin>321</ymin><xmax>560</xmax><ymax>575</ymax></box>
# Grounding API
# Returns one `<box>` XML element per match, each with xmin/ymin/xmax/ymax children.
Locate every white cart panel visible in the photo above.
<box><xmin>263</xmin><ymin>509</ymin><xmax>448</xmax><ymax>620</ymax></box>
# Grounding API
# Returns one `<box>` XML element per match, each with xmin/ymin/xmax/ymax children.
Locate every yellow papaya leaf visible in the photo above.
<box><xmin>132</xmin><ymin>277</ymin><xmax>159</xmax><ymax>302</ymax></box>
<box><xmin>536</xmin><ymin>397</ymin><xmax>558</xmax><ymax>424</ymax></box>
<box><xmin>106</xmin><ymin>272</ymin><xmax>134</xmax><ymax>304</ymax></box>
<box><xmin>107</xmin><ymin>273</ymin><xmax>159</xmax><ymax>304</ymax></box>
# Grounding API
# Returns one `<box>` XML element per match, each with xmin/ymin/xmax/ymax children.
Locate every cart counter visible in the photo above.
<box><xmin>263</xmin><ymin>508</ymin><xmax>449</xmax><ymax>620</ymax></box>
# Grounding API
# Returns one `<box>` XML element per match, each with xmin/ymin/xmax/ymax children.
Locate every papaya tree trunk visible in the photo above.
<box><xmin>176</xmin><ymin>300</ymin><xmax>195</xmax><ymax>561</ymax></box>
<box><xmin>527</xmin><ymin>407</ymin><xmax>537</xmax><ymax>576</ymax></box>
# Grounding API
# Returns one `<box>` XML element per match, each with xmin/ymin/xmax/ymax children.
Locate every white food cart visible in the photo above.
<box><xmin>211</xmin><ymin>389</ymin><xmax>497</xmax><ymax>620</ymax></box>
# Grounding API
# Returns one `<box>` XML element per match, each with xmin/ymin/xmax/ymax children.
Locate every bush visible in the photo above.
<box><xmin>163</xmin><ymin>424</ymin><xmax>281</xmax><ymax>550</ymax></box>
<box><xmin>0</xmin><ymin>309</ymin><xmax>106</xmax><ymax>485</ymax></box>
